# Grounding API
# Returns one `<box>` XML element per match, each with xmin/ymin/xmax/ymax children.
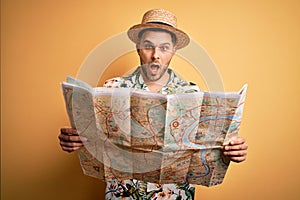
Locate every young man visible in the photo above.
<box><xmin>59</xmin><ymin>9</ymin><xmax>248</xmax><ymax>199</ymax></box>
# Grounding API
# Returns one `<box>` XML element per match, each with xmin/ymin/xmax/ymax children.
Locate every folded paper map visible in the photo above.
<box><xmin>61</xmin><ymin>76</ymin><xmax>247</xmax><ymax>186</ymax></box>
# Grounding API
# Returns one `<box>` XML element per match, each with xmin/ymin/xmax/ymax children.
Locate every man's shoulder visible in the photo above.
<box><xmin>167</xmin><ymin>75</ymin><xmax>200</xmax><ymax>94</ymax></box>
<box><xmin>103</xmin><ymin>67</ymin><xmax>140</xmax><ymax>88</ymax></box>
<box><xmin>103</xmin><ymin>77</ymin><xmax>131</xmax><ymax>88</ymax></box>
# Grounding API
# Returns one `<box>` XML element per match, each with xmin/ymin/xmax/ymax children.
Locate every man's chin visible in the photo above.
<box><xmin>147</xmin><ymin>77</ymin><xmax>159</xmax><ymax>82</ymax></box>
<box><xmin>144</xmin><ymin>72</ymin><xmax>158</xmax><ymax>79</ymax></box>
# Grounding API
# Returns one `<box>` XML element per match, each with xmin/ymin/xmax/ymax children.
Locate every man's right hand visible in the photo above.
<box><xmin>58</xmin><ymin>128</ymin><xmax>85</xmax><ymax>152</ymax></box>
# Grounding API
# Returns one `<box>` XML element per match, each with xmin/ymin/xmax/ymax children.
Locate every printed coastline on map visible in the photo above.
<box><xmin>61</xmin><ymin>76</ymin><xmax>247</xmax><ymax>187</ymax></box>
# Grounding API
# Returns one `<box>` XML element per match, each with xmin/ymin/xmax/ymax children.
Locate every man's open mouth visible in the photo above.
<box><xmin>150</xmin><ymin>64</ymin><xmax>160</xmax><ymax>72</ymax></box>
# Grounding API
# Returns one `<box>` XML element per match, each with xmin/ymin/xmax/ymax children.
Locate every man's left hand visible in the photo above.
<box><xmin>223</xmin><ymin>136</ymin><xmax>248</xmax><ymax>163</ymax></box>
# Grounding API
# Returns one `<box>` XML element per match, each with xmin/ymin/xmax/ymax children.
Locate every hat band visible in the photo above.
<box><xmin>146</xmin><ymin>21</ymin><xmax>174</xmax><ymax>27</ymax></box>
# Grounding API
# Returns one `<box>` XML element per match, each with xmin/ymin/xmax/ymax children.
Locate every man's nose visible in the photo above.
<box><xmin>152</xmin><ymin>47</ymin><xmax>160</xmax><ymax>60</ymax></box>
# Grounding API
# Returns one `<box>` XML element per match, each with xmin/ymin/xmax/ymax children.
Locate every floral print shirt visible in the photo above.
<box><xmin>103</xmin><ymin>67</ymin><xmax>199</xmax><ymax>200</ymax></box>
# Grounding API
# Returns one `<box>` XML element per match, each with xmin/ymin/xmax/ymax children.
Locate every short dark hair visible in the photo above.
<box><xmin>138</xmin><ymin>28</ymin><xmax>177</xmax><ymax>45</ymax></box>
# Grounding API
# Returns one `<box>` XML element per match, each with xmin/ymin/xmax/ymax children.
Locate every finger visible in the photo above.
<box><xmin>227</xmin><ymin>156</ymin><xmax>246</xmax><ymax>163</ymax></box>
<box><xmin>223</xmin><ymin>150</ymin><xmax>247</xmax><ymax>157</ymax></box>
<box><xmin>60</xmin><ymin>127</ymin><xmax>78</xmax><ymax>135</ymax></box>
<box><xmin>229</xmin><ymin>137</ymin><xmax>246</xmax><ymax>145</ymax></box>
<box><xmin>59</xmin><ymin>140</ymin><xmax>84</xmax><ymax>153</ymax></box>
<box><xmin>223</xmin><ymin>150</ymin><xmax>247</xmax><ymax>163</ymax></box>
<box><xmin>60</xmin><ymin>140</ymin><xmax>84</xmax><ymax>148</ymax></box>
<box><xmin>224</xmin><ymin>143</ymin><xmax>248</xmax><ymax>151</ymax></box>
<box><xmin>58</xmin><ymin>134</ymin><xmax>83</xmax><ymax>143</ymax></box>
<box><xmin>61</xmin><ymin>145</ymin><xmax>82</xmax><ymax>153</ymax></box>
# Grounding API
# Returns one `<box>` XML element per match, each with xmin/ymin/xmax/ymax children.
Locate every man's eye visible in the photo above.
<box><xmin>144</xmin><ymin>45</ymin><xmax>154</xmax><ymax>49</ymax></box>
<box><xmin>160</xmin><ymin>46</ymin><xmax>169</xmax><ymax>51</ymax></box>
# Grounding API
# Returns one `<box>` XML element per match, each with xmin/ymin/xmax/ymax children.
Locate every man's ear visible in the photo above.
<box><xmin>172</xmin><ymin>47</ymin><xmax>177</xmax><ymax>55</ymax></box>
<box><xmin>136</xmin><ymin>44</ymin><xmax>141</xmax><ymax>55</ymax></box>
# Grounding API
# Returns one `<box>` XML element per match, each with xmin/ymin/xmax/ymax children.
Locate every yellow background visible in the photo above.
<box><xmin>2</xmin><ymin>0</ymin><xmax>300</xmax><ymax>199</ymax></box>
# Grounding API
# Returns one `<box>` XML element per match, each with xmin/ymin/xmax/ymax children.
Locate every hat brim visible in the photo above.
<box><xmin>127</xmin><ymin>23</ymin><xmax>190</xmax><ymax>49</ymax></box>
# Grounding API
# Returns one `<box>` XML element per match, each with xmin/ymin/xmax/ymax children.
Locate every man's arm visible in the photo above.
<box><xmin>223</xmin><ymin>136</ymin><xmax>248</xmax><ymax>163</ymax></box>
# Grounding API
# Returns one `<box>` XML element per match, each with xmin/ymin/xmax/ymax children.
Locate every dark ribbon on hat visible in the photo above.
<box><xmin>147</xmin><ymin>21</ymin><xmax>173</xmax><ymax>27</ymax></box>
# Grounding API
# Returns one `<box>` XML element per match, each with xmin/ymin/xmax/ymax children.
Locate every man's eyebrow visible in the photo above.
<box><xmin>143</xmin><ymin>40</ymin><xmax>171</xmax><ymax>46</ymax></box>
<box><xmin>143</xmin><ymin>40</ymin><xmax>153</xmax><ymax>44</ymax></box>
<box><xmin>160</xmin><ymin>42</ymin><xmax>171</xmax><ymax>46</ymax></box>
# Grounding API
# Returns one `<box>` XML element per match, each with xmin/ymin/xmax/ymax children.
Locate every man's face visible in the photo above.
<box><xmin>137</xmin><ymin>30</ymin><xmax>176</xmax><ymax>82</ymax></box>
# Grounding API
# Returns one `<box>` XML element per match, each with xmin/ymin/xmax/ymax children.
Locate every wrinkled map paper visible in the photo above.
<box><xmin>61</xmin><ymin>76</ymin><xmax>247</xmax><ymax>186</ymax></box>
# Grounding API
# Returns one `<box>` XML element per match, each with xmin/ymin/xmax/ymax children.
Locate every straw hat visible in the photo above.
<box><xmin>127</xmin><ymin>9</ymin><xmax>190</xmax><ymax>49</ymax></box>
